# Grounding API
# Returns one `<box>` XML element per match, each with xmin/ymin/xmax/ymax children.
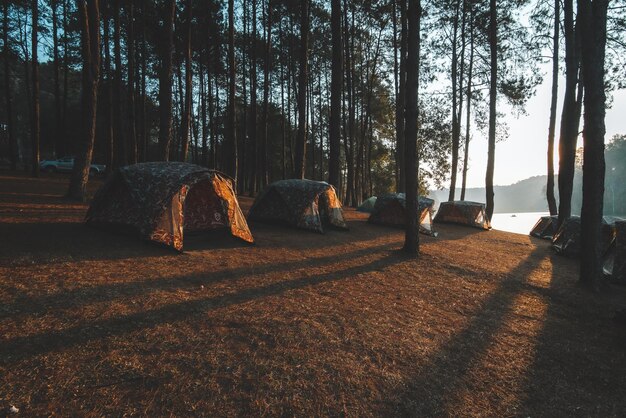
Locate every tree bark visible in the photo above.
<box><xmin>396</xmin><ymin>0</ymin><xmax>407</xmax><ymax>193</ymax></box>
<box><xmin>557</xmin><ymin>0</ymin><xmax>581</xmax><ymax>227</ymax></box>
<box><xmin>261</xmin><ymin>0</ymin><xmax>272</xmax><ymax>189</ymax></box>
<box><xmin>448</xmin><ymin>0</ymin><xmax>460</xmax><ymax>201</ymax></box>
<box><xmin>158</xmin><ymin>0</ymin><xmax>175</xmax><ymax>161</ymax></box>
<box><xmin>227</xmin><ymin>0</ymin><xmax>238</xmax><ymax>182</ymax></box>
<box><xmin>485</xmin><ymin>0</ymin><xmax>496</xmax><ymax>223</ymax></box>
<box><xmin>249</xmin><ymin>0</ymin><xmax>258</xmax><ymax>191</ymax></box>
<box><xmin>180</xmin><ymin>0</ymin><xmax>193</xmax><ymax>162</ymax></box>
<box><xmin>460</xmin><ymin>9</ymin><xmax>474</xmax><ymax>201</ymax></box>
<box><xmin>67</xmin><ymin>0</ymin><xmax>100</xmax><ymax>201</ymax></box>
<box><xmin>545</xmin><ymin>0</ymin><xmax>559</xmax><ymax>215</ymax></box>
<box><xmin>294</xmin><ymin>0</ymin><xmax>310</xmax><ymax>179</ymax></box>
<box><xmin>31</xmin><ymin>0</ymin><xmax>40</xmax><ymax>177</ymax></box>
<box><xmin>403</xmin><ymin>0</ymin><xmax>420</xmax><ymax>255</ymax></box>
<box><xmin>103</xmin><ymin>3</ymin><xmax>114</xmax><ymax>174</ymax></box>
<box><xmin>328</xmin><ymin>0</ymin><xmax>342</xmax><ymax>189</ymax></box>
<box><xmin>579</xmin><ymin>0</ymin><xmax>608</xmax><ymax>290</ymax></box>
<box><xmin>3</xmin><ymin>0</ymin><xmax>17</xmax><ymax>169</ymax></box>
<box><xmin>52</xmin><ymin>0</ymin><xmax>61</xmax><ymax>158</ymax></box>
<box><xmin>113</xmin><ymin>0</ymin><xmax>125</xmax><ymax>167</ymax></box>
<box><xmin>127</xmin><ymin>0</ymin><xmax>137</xmax><ymax>164</ymax></box>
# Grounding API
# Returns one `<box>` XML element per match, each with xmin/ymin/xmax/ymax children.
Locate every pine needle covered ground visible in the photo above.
<box><xmin>1</xmin><ymin>172</ymin><xmax>625</xmax><ymax>416</ymax></box>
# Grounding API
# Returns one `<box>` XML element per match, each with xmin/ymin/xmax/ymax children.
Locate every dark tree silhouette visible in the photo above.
<box><xmin>158</xmin><ymin>0</ymin><xmax>176</xmax><ymax>161</ymax></box>
<box><xmin>67</xmin><ymin>0</ymin><xmax>100</xmax><ymax>201</ymax></box>
<box><xmin>403</xmin><ymin>0</ymin><xmax>420</xmax><ymax>255</ymax></box>
<box><xmin>31</xmin><ymin>0</ymin><xmax>40</xmax><ymax>177</ymax></box>
<box><xmin>546</xmin><ymin>0</ymin><xmax>559</xmax><ymax>215</ymax></box>
<box><xmin>294</xmin><ymin>0</ymin><xmax>310</xmax><ymax>179</ymax></box>
<box><xmin>328</xmin><ymin>0</ymin><xmax>342</xmax><ymax>189</ymax></box>
<box><xmin>579</xmin><ymin>0</ymin><xmax>609</xmax><ymax>290</ymax></box>
<box><xmin>485</xmin><ymin>0</ymin><xmax>497</xmax><ymax>223</ymax></box>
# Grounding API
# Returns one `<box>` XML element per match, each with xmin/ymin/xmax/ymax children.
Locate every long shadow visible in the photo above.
<box><xmin>0</xmin><ymin>222</ymin><xmax>174</xmax><ymax>265</ymax></box>
<box><xmin>392</xmin><ymin>245</ymin><xmax>547</xmax><ymax>415</ymax></box>
<box><xmin>518</xmin><ymin>252</ymin><xmax>626</xmax><ymax>415</ymax></box>
<box><xmin>0</xmin><ymin>248</ymin><xmax>404</xmax><ymax>363</ymax></box>
<box><xmin>0</xmin><ymin>241</ymin><xmax>397</xmax><ymax>321</ymax></box>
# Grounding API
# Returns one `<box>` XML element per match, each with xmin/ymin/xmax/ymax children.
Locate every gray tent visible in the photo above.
<box><xmin>357</xmin><ymin>196</ymin><xmax>377</xmax><ymax>213</ymax></box>
<box><xmin>248</xmin><ymin>179</ymin><xmax>348</xmax><ymax>233</ymax></box>
<box><xmin>433</xmin><ymin>201</ymin><xmax>490</xmax><ymax>230</ymax></box>
<box><xmin>552</xmin><ymin>216</ymin><xmax>623</xmax><ymax>278</ymax></box>
<box><xmin>368</xmin><ymin>193</ymin><xmax>436</xmax><ymax>236</ymax></box>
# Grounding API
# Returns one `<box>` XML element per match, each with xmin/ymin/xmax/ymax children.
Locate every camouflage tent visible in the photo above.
<box><xmin>86</xmin><ymin>162</ymin><xmax>254</xmax><ymax>251</ymax></box>
<box><xmin>367</xmin><ymin>193</ymin><xmax>436</xmax><ymax>236</ymax></box>
<box><xmin>433</xmin><ymin>200</ymin><xmax>490</xmax><ymax>230</ymax></box>
<box><xmin>357</xmin><ymin>196</ymin><xmax>377</xmax><ymax>213</ymax></box>
<box><xmin>530</xmin><ymin>215</ymin><xmax>559</xmax><ymax>240</ymax></box>
<box><xmin>248</xmin><ymin>179</ymin><xmax>348</xmax><ymax>233</ymax></box>
<box><xmin>552</xmin><ymin>216</ymin><xmax>617</xmax><ymax>259</ymax></box>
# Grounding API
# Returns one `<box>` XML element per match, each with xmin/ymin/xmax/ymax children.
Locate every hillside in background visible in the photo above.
<box><xmin>429</xmin><ymin>173</ymin><xmax>584</xmax><ymax>214</ymax></box>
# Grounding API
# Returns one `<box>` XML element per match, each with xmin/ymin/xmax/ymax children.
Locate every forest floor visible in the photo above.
<box><xmin>1</xmin><ymin>171</ymin><xmax>625</xmax><ymax>416</ymax></box>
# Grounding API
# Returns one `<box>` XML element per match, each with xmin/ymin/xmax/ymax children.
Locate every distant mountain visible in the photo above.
<box><xmin>428</xmin><ymin>173</ymin><xmax>584</xmax><ymax>214</ymax></box>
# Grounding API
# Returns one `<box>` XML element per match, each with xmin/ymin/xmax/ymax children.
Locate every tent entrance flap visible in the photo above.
<box><xmin>184</xmin><ymin>179</ymin><xmax>228</xmax><ymax>232</ymax></box>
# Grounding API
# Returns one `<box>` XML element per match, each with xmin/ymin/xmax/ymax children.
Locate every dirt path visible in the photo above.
<box><xmin>1</xmin><ymin>172</ymin><xmax>625</xmax><ymax>416</ymax></box>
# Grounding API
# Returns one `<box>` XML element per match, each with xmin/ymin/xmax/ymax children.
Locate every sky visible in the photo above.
<box><xmin>460</xmin><ymin>67</ymin><xmax>626</xmax><ymax>188</ymax></box>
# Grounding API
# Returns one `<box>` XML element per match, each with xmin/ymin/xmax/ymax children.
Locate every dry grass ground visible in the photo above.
<box><xmin>1</xmin><ymin>171</ymin><xmax>625</xmax><ymax>417</ymax></box>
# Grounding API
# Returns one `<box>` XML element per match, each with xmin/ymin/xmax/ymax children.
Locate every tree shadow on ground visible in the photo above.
<box><xmin>517</xmin><ymin>253</ymin><xmax>626</xmax><ymax>416</ymax></box>
<box><xmin>1</xmin><ymin>240</ymin><xmax>398</xmax><ymax>321</ymax></box>
<box><xmin>391</xmin><ymin>245</ymin><xmax>547</xmax><ymax>415</ymax></box>
<box><xmin>0</xmin><ymin>248</ymin><xmax>404</xmax><ymax>363</ymax></box>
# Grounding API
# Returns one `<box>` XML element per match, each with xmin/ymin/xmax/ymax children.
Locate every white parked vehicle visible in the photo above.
<box><xmin>39</xmin><ymin>157</ymin><xmax>106</xmax><ymax>175</ymax></box>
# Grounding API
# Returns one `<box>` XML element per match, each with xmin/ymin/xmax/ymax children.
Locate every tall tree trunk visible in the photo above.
<box><xmin>3</xmin><ymin>0</ymin><xmax>17</xmax><ymax>169</ymax></box>
<box><xmin>261</xmin><ymin>0</ymin><xmax>272</xmax><ymax>189</ymax></box>
<box><xmin>52</xmin><ymin>0</ymin><xmax>61</xmax><ymax>158</ymax></box>
<box><xmin>158</xmin><ymin>0</ymin><xmax>175</xmax><ymax>161</ymax></box>
<box><xmin>460</xmin><ymin>10</ymin><xmax>474</xmax><ymax>201</ymax></box>
<box><xmin>113</xmin><ymin>0</ymin><xmax>125</xmax><ymax>167</ymax></box>
<box><xmin>328</xmin><ymin>0</ymin><xmax>342</xmax><ymax>189</ymax></box>
<box><xmin>579</xmin><ymin>0</ymin><xmax>608</xmax><ymax>290</ymax></box>
<box><xmin>227</xmin><ymin>0</ymin><xmax>237</xmax><ymax>182</ymax></box>
<box><xmin>140</xmin><ymin>0</ymin><xmax>147</xmax><ymax>161</ymax></box>
<box><xmin>557</xmin><ymin>0</ymin><xmax>581</xmax><ymax>227</ymax></box>
<box><xmin>200</xmin><ymin>61</ymin><xmax>208</xmax><ymax>166</ymax></box>
<box><xmin>485</xmin><ymin>0</ymin><xmax>496</xmax><ymax>223</ymax></box>
<box><xmin>403</xmin><ymin>0</ymin><xmax>420</xmax><ymax>255</ymax></box>
<box><xmin>545</xmin><ymin>0</ymin><xmax>559</xmax><ymax>215</ymax></box>
<box><xmin>180</xmin><ymin>0</ymin><xmax>193</xmax><ymax>162</ymax></box>
<box><xmin>67</xmin><ymin>0</ymin><xmax>100</xmax><ymax>201</ymax></box>
<box><xmin>62</xmin><ymin>0</ymin><xmax>69</xmax><ymax>154</ymax></box>
<box><xmin>344</xmin><ymin>0</ymin><xmax>356</xmax><ymax>205</ymax></box>
<box><xmin>396</xmin><ymin>0</ymin><xmax>407</xmax><ymax>193</ymax></box>
<box><xmin>249</xmin><ymin>0</ymin><xmax>258</xmax><ymax>192</ymax></box>
<box><xmin>31</xmin><ymin>0</ymin><xmax>40</xmax><ymax>177</ymax></box>
<box><xmin>448</xmin><ymin>0</ymin><xmax>460</xmax><ymax>201</ymax></box>
<box><xmin>127</xmin><ymin>0</ymin><xmax>137</xmax><ymax>164</ymax></box>
<box><xmin>103</xmin><ymin>4</ymin><xmax>114</xmax><ymax>174</ymax></box>
<box><xmin>294</xmin><ymin>0</ymin><xmax>310</xmax><ymax>179</ymax></box>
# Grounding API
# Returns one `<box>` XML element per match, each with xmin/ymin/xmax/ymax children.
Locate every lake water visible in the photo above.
<box><xmin>490</xmin><ymin>212</ymin><xmax>550</xmax><ymax>235</ymax></box>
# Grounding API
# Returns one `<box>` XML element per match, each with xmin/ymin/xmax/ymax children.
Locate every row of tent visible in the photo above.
<box><xmin>530</xmin><ymin>215</ymin><xmax>626</xmax><ymax>281</ymax></box>
<box><xmin>86</xmin><ymin>162</ymin><xmax>491</xmax><ymax>251</ymax></box>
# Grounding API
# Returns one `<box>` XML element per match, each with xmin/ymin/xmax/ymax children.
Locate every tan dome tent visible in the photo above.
<box><xmin>248</xmin><ymin>179</ymin><xmax>347</xmax><ymax>233</ymax></box>
<box><xmin>368</xmin><ymin>193</ymin><xmax>436</xmax><ymax>236</ymax></box>
<box><xmin>530</xmin><ymin>215</ymin><xmax>559</xmax><ymax>240</ymax></box>
<box><xmin>86</xmin><ymin>162</ymin><xmax>254</xmax><ymax>251</ymax></box>
<box><xmin>433</xmin><ymin>200</ymin><xmax>490</xmax><ymax>230</ymax></box>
